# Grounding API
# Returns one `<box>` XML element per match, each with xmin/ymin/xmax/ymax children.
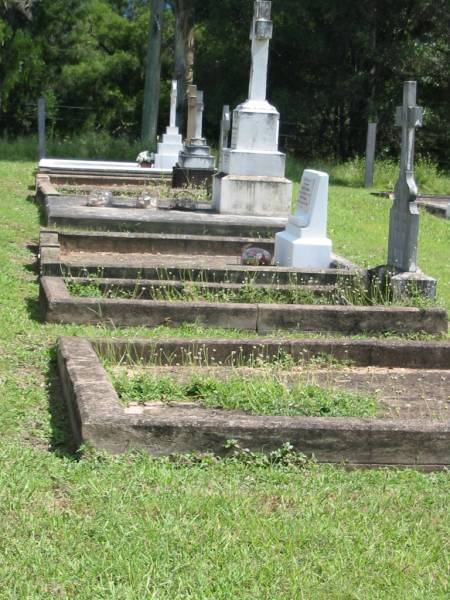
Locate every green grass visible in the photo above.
<box><xmin>286</xmin><ymin>154</ymin><xmax>450</xmax><ymax>194</ymax></box>
<box><xmin>110</xmin><ymin>370</ymin><xmax>379</xmax><ymax>417</ymax></box>
<box><xmin>0</xmin><ymin>160</ymin><xmax>449</xmax><ymax>598</ymax></box>
<box><xmin>0</xmin><ymin>133</ymin><xmax>145</xmax><ymax>162</ymax></box>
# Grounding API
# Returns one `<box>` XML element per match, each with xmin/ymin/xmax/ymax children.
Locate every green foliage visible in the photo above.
<box><xmin>1</xmin><ymin>1</ymin><xmax>449</xmax><ymax>164</ymax></box>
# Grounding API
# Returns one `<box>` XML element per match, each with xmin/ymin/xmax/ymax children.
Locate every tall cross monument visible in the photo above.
<box><xmin>213</xmin><ymin>0</ymin><xmax>292</xmax><ymax>216</ymax></box>
<box><xmin>153</xmin><ymin>79</ymin><xmax>184</xmax><ymax>170</ymax></box>
<box><xmin>387</xmin><ymin>81</ymin><xmax>423</xmax><ymax>272</ymax></box>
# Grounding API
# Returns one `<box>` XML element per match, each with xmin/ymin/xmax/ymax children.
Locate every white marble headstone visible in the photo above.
<box><xmin>274</xmin><ymin>169</ymin><xmax>332</xmax><ymax>268</ymax></box>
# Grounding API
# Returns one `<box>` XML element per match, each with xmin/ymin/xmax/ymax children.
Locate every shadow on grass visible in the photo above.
<box><xmin>25</xmin><ymin>295</ymin><xmax>46</xmax><ymax>323</ymax></box>
<box><xmin>46</xmin><ymin>350</ymin><xmax>79</xmax><ymax>459</ymax></box>
<box><xmin>26</xmin><ymin>193</ymin><xmax>47</xmax><ymax>227</ymax></box>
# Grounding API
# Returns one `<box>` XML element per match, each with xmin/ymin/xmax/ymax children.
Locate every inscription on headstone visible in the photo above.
<box><xmin>296</xmin><ymin>175</ymin><xmax>316</xmax><ymax>215</ymax></box>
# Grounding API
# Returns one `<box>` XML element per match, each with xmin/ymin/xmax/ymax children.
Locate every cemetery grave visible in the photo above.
<box><xmin>38</xmin><ymin>229</ymin><xmax>446</xmax><ymax>334</ymax></box>
<box><xmin>57</xmin><ymin>336</ymin><xmax>450</xmax><ymax>468</ymax></box>
<box><xmin>2</xmin><ymin>0</ymin><xmax>450</xmax><ymax>593</ymax></box>
<box><xmin>34</xmin><ymin>1</ymin><xmax>448</xmax><ymax>464</ymax></box>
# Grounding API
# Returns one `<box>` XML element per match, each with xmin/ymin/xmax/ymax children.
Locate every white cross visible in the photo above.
<box><xmin>169</xmin><ymin>80</ymin><xmax>177</xmax><ymax>128</ymax></box>
<box><xmin>248</xmin><ymin>1</ymin><xmax>273</xmax><ymax>102</ymax></box>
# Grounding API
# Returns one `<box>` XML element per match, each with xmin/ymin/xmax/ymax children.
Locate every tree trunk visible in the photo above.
<box><xmin>141</xmin><ymin>0</ymin><xmax>165</xmax><ymax>147</ymax></box>
<box><xmin>173</xmin><ymin>0</ymin><xmax>195</xmax><ymax>130</ymax></box>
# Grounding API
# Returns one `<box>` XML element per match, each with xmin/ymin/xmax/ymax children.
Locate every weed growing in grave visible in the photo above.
<box><xmin>110</xmin><ymin>370</ymin><xmax>379</xmax><ymax>418</ymax></box>
<box><xmin>99</xmin><ymin>341</ymin><xmax>354</xmax><ymax>371</ymax></box>
<box><xmin>58</xmin><ymin>181</ymin><xmax>212</xmax><ymax>202</ymax></box>
<box><xmin>65</xmin><ymin>272</ymin><xmax>439</xmax><ymax>308</ymax></box>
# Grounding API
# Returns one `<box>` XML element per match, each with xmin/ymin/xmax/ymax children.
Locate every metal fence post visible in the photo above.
<box><xmin>38</xmin><ymin>97</ymin><xmax>46</xmax><ymax>160</ymax></box>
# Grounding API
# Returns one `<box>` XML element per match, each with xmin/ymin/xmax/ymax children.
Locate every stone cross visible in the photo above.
<box><xmin>194</xmin><ymin>90</ymin><xmax>204</xmax><ymax>140</ymax></box>
<box><xmin>248</xmin><ymin>1</ymin><xmax>273</xmax><ymax>102</ymax></box>
<box><xmin>186</xmin><ymin>84</ymin><xmax>198</xmax><ymax>141</ymax></box>
<box><xmin>169</xmin><ymin>80</ymin><xmax>177</xmax><ymax>128</ymax></box>
<box><xmin>387</xmin><ymin>81</ymin><xmax>423</xmax><ymax>272</ymax></box>
<box><xmin>220</xmin><ymin>105</ymin><xmax>231</xmax><ymax>150</ymax></box>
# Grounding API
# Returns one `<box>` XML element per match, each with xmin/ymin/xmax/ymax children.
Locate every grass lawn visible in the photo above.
<box><xmin>0</xmin><ymin>161</ymin><xmax>449</xmax><ymax>598</ymax></box>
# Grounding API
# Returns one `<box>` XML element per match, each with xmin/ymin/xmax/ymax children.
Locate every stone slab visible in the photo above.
<box><xmin>57</xmin><ymin>336</ymin><xmax>450</xmax><ymax>467</ymax></box>
<box><xmin>43</xmin><ymin>198</ymin><xmax>287</xmax><ymax>236</ymax></box>
<box><xmin>39</xmin><ymin>158</ymin><xmax>171</xmax><ymax>175</ymax></box>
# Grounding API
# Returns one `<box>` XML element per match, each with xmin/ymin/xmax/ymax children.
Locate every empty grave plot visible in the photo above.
<box><xmin>57</xmin><ymin>336</ymin><xmax>450</xmax><ymax>468</ymax></box>
<box><xmin>39</xmin><ymin>229</ymin><xmax>447</xmax><ymax>334</ymax></box>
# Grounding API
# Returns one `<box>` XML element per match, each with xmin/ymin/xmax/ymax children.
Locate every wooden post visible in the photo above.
<box><xmin>38</xmin><ymin>97</ymin><xmax>46</xmax><ymax>160</ymax></box>
<box><xmin>364</xmin><ymin>121</ymin><xmax>377</xmax><ymax>188</ymax></box>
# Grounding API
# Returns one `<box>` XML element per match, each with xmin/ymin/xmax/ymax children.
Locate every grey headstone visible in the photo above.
<box><xmin>387</xmin><ymin>81</ymin><xmax>423</xmax><ymax>272</ymax></box>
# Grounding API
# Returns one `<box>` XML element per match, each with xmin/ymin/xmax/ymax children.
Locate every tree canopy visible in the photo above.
<box><xmin>0</xmin><ymin>0</ymin><xmax>448</xmax><ymax>164</ymax></box>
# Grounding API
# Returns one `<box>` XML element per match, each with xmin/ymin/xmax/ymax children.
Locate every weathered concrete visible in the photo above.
<box><xmin>57</xmin><ymin>336</ymin><xmax>450</xmax><ymax>468</ymax></box>
<box><xmin>42</xmin><ymin>196</ymin><xmax>287</xmax><ymax>236</ymax></box>
<box><xmin>39</xmin><ymin>230</ymin><xmax>362</xmax><ymax>285</ymax></box>
<box><xmin>42</xmin><ymin>277</ymin><xmax>448</xmax><ymax>334</ymax></box>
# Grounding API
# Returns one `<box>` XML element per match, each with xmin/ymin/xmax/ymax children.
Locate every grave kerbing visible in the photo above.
<box><xmin>153</xmin><ymin>80</ymin><xmax>184</xmax><ymax>170</ymax></box>
<box><xmin>274</xmin><ymin>169</ymin><xmax>332</xmax><ymax>268</ymax></box>
<box><xmin>213</xmin><ymin>0</ymin><xmax>292</xmax><ymax>216</ymax></box>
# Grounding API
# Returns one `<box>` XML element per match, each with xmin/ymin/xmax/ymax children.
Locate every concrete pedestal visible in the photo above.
<box><xmin>369</xmin><ymin>265</ymin><xmax>437</xmax><ymax>301</ymax></box>
<box><xmin>213</xmin><ymin>173</ymin><xmax>292</xmax><ymax>216</ymax></box>
<box><xmin>275</xmin><ymin>229</ymin><xmax>332</xmax><ymax>268</ymax></box>
<box><xmin>153</xmin><ymin>127</ymin><xmax>183</xmax><ymax>170</ymax></box>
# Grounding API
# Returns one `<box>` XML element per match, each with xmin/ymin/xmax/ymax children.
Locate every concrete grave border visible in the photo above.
<box><xmin>36</xmin><ymin>175</ymin><xmax>289</xmax><ymax>237</ymax></box>
<box><xmin>57</xmin><ymin>336</ymin><xmax>450</xmax><ymax>468</ymax></box>
<box><xmin>39</xmin><ymin>229</ymin><xmax>362</xmax><ymax>283</ymax></box>
<box><xmin>41</xmin><ymin>276</ymin><xmax>447</xmax><ymax>334</ymax></box>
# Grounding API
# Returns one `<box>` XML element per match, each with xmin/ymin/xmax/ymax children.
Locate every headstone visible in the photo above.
<box><xmin>218</xmin><ymin>105</ymin><xmax>231</xmax><ymax>172</ymax></box>
<box><xmin>153</xmin><ymin>80</ymin><xmax>184</xmax><ymax>170</ymax></box>
<box><xmin>274</xmin><ymin>170</ymin><xmax>332</xmax><ymax>268</ymax></box>
<box><xmin>176</xmin><ymin>89</ymin><xmax>215</xmax><ymax>171</ymax></box>
<box><xmin>186</xmin><ymin>85</ymin><xmax>198</xmax><ymax>142</ymax></box>
<box><xmin>213</xmin><ymin>0</ymin><xmax>292</xmax><ymax>216</ymax></box>
<box><xmin>387</xmin><ymin>81</ymin><xmax>423</xmax><ymax>272</ymax></box>
<box><xmin>371</xmin><ymin>81</ymin><xmax>436</xmax><ymax>300</ymax></box>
